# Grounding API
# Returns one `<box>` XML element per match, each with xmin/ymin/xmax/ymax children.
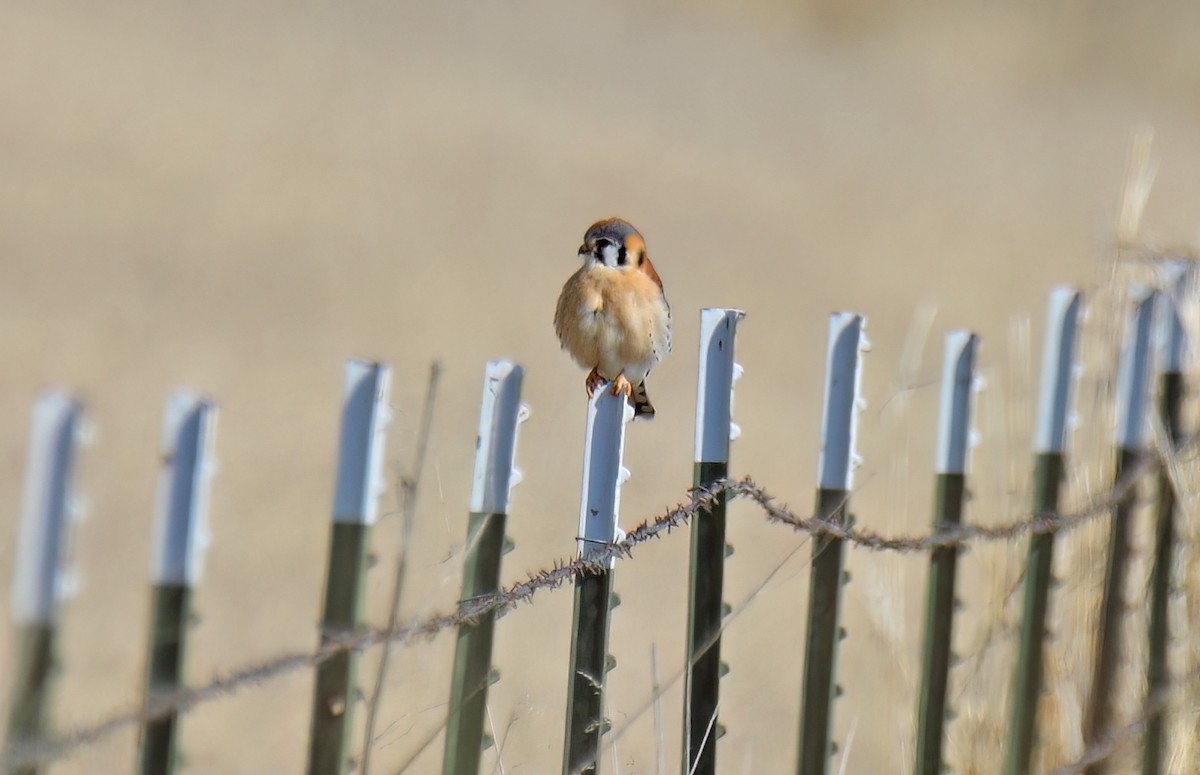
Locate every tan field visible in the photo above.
<box><xmin>2</xmin><ymin>2</ymin><xmax>1200</xmax><ymax>773</ymax></box>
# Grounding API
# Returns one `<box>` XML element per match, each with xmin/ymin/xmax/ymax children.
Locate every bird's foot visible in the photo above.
<box><xmin>609</xmin><ymin>374</ymin><xmax>633</xmax><ymax>398</ymax></box>
<box><xmin>585</xmin><ymin>367</ymin><xmax>605</xmax><ymax>397</ymax></box>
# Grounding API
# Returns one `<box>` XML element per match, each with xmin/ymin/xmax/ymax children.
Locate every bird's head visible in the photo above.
<box><xmin>578</xmin><ymin>217</ymin><xmax>646</xmax><ymax>272</ymax></box>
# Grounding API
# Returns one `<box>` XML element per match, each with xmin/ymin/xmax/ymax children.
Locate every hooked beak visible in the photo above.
<box><xmin>578</xmin><ymin>244</ymin><xmax>591</xmax><ymax>258</ymax></box>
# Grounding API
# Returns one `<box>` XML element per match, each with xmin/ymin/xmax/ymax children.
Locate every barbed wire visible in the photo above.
<box><xmin>0</xmin><ymin>483</ymin><xmax>722</xmax><ymax>771</ymax></box>
<box><xmin>0</xmin><ymin>450</ymin><xmax>1183</xmax><ymax>770</ymax></box>
<box><xmin>741</xmin><ymin>449</ymin><xmax>1159</xmax><ymax>551</ymax></box>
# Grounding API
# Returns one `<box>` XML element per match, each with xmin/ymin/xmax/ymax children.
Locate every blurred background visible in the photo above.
<box><xmin>2</xmin><ymin>2</ymin><xmax>1200</xmax><ymax>773</ymax></box>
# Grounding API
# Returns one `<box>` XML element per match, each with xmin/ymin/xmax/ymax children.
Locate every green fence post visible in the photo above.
<box><xmin>139</xmin><ymin>393</ymin><xmax>219</xmax><ymax>775</ymax></box>
<box><xmin>4</xmin><ymin>391</ymin><xmax>87</xmax><ymax>775</ymax></box>
<box><xmin>563</xmin><ymin>388</ymin><xmax>631</xmax><ymax>775</ymax></box>
<box><xmin>683</xmin><ymin>308</ymin><xmax>744</xmax><ymax>775</ymax></box>
<box><xmin>797</xmin><ymin>312</ymin><xmax>868</xmax><ymax>775</ymax></box>
<box><xmin>915</xmin><ymin>331</ymin><xmax>979</xmax><ymax>775</ymax></box>
<box><xmin>1084</xmin><ymin>289</ymin><xmax>1158</xmax><ymax>775</ymax></box>
<box><xmin>1142</xmin><ymin>263</ymin><xmax>1191</xmax><ymax>775</ymax></box>
<box><xmin>1006</xmin><ymin>287</ymin><xmax>1084</xmax><ymax>775</ymax></box>
<box><xmin>442</xmin><ymin>360</ymin><xmax>528</xmax><ymax>775</ymax></box>
<box><xmin>307</xmin><ymin>360</ymin><xmax>393</xmax><ymax>775</ymax></box>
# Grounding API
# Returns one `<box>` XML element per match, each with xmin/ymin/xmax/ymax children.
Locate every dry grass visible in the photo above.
<box><xmin>938</xmin><ymin>131</ymin><xmax>1200</xmax><ymax>774</ymax></box>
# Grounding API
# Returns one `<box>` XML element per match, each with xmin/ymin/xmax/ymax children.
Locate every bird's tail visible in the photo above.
<box><xmin>632</xmin><ymin>381</ymin><xmax>655</xmax><ymax>419</ymax></box>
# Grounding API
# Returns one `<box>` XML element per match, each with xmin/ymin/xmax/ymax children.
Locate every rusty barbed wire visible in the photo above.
<box><xmin>0</xmin><ymin>483</ymin><xmax>723</xmax><ymax>771</ymax></box>
<box><xmin>0</xmin><ymin>449</ymin><xmax>1185</xmax><ymax>771</ymax></box>
<box><xmin>741</xmin><ymin>449</ymin><xmax>1160</xmax><ymax>551</ymax></box>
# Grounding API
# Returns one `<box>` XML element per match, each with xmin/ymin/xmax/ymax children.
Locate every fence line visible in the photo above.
<box><xmin>1142</xmin><ymin>262</ymin><xmax>1192</xmax><ymax>775</ymax></box>
<box><xmin>1</xmin><ymin>441</ymin><xmax>1183</xmax><ymax>773</ymax></box>
<box><xmin>1005</xmin><ymin>285</ymin><xmax>1084</xmax><ymax>775</ymax></box>
<box><xmin>682</xmin><ymin>307</ymin><xmax>744</xmax><ymax>775</ymax></box>
<box><xmin>914</xmin><ymin>330</ymin><xmax>979</xmax><ymax>775</ymax></box>
<box><xmin>5</xmin><ymin>391</ymin><xmax>86</xmax><ymax>775</ymax></box>
<box><xmin>307</xmin><ymin>361</ymin><xmax>393</xmax><ymax>775</ymax></box>
<box><xmin>139</xmin><ymin>393</ymin><xmax>218</xmax><ymax>775</ymax></box>
<box><xmin>441</xmin><ymin>360</ymin><xmax>524</xmax><ymax>775</ymax></box>
<box><xmin>798</xmin><ymin>311</ymin><xmax>868</xmax><ymax>775</ymax></box>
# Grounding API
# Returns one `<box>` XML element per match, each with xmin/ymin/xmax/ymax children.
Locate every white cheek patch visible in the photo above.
<box><xmin>599</xmin><ymin>243</ymin><xmax>619</xmax><ymax>267</ymax></box>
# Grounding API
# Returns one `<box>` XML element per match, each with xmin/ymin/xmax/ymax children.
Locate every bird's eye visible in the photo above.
<box><xmin>595</xmin><ymin>238</ymin><xmax>613</xmax><ymax>250</ymax></box>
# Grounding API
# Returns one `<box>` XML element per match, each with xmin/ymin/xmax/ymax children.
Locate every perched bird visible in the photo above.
<box><xmin>554</xmin><ymin>217</ymin><xmax>671</xmax><ymax>418</ymax></box>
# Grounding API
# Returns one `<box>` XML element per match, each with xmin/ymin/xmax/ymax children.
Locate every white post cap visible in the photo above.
<box><xmin>694</xmin><ymin>308</ymin><xmax>746</xmax><ymax>464</ymax></box>
<box><xmin>576</xmin><ymin>389</ymin><xmax>632</xmax><ymax>567</ymax></box>
<box><xmin>935</xmin><ymin>331</ymin><xmax>980</xmax><ymax>474</ymax></box>
<box><xmin>12</xmin><ymin>390</ymin><xmax>85</xmax><ymax>625</ymax></box>
<box><xmin>817</xmin><ymin>312</ymin><xmax>868</xmax><ymax>490</ymax></box>
<box><xmin>469</xmin><ymin>360</ymin><xmax>528</xmax><ymax>514</ymax></box>
<box><xmin>1114</xmin><ymin>287</ymin><xmax>1158</xmax><ymax>450</ymax></box>
<box><xmin>332</xmin><ymin>360</ymin><xmax>393</xmax><ymax>524</ymax></box>
<box><xmin>1032</xmin><ymin>287</ymin><xmax>1085</xmax><ymax>454</ymax></box>
<box><xmin>151</xmin><ymin>392</ymin><xmax>219</xmax><ymax>586</ymax></box>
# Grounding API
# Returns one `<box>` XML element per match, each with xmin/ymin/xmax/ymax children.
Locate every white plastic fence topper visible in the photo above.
<box><xmin>1032</xmin><ymin>287</ymin><xmax>1084</xmax><ymax>454</ymax></box>
<box><xmin>151</xmin><ymin>393</ymin><xmax>219</xmax><ymax>586</ymax></box>
<box><xmin>469</xmin><ymin>360</ymin><xmax>527</xmax><ymax>514</ymax></box>
<box><xmin>935</xmin><ymin>331</ymin><xmax>980</xmax><ymax>474</ymax></box>
<box><xmin>1114</xmin><ymin>288</ymin><xmax>1158</xmax><ymax>450</ymax></box>
<box><xmin>11</xmin><ymin>390</ymin><xmax>85</xmax><ymax>625</ymax></box>
<box><xmin>817</xmin><ymin>312</ymin><xmax>867</xmax><ymax>491</ymax></box>
<box><xmin>576</xmin><ymin>388</ymin><xmax>633</xmax><ymax>568</ymax></box>
<box><xmin>694</xmin><ymin>308</ymin><xmax>746</xmax><ymax>463</ymax></box>
<box><xmin>332</xmin><ymin>360</ymin><xmax>393</xmax><ymax>525</ymax></box>
<box><xmin>1159</xmin><ymin>260</ymin><xmax>1194</xmax><ymax>373</ymax></box>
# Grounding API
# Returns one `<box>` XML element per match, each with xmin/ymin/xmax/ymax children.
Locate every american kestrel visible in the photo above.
<box><xmin>554</xmin><ymin>218</ymin><xmax>671</xmax><ymax>419</ymax></box>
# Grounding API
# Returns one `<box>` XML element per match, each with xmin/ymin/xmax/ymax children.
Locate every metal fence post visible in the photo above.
<box><xmin>563</xmin><ymin>388</ymin><xmax>632</xmax><ymax>775</ymax></box>
<box><xmin>1006</xmin><ymin>287</ymin><xmax>1084</xmax><ymax>775</ymax></box>
<box><xmin>307</xmin><ymin>360</ymin><xmax>393</xmax><ymax>775</ymax></box>
<box><xmin>683</xmin><ymin>308</ymin><xmax>745</xmax><ymax>775</ymax></box>
<box><xmin>915</xmin><ymin>331</ymin><xmax>980</xmax><ymax>775</ymax></box>
<box><xmin>139</xmin><ymin>393</ymin><xmax>218</xmax><ymax>775</ymax></box>
<box><xmin>1142</xmin><ymin>262</ymin><xmax>1192</xmax><ymax>775</ymax></box>
<box><xmin>4</xmin><ymin>391</ymin><xmax>87</xmax><ymax>775</ymax></box>
<box><xmin>797</xmin><ymin>312</ymin><xmax>867</xmax><ymax>775</ymax></box>
<box><xmin>1083</xmin><ymin>289</ymin><xmax>1158</xmax><ymax>774</ymax></box>
<box><xmin>442</xmin><ymin>361</ymin><xmax>528</xmax><ymax>775</ymax></box>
